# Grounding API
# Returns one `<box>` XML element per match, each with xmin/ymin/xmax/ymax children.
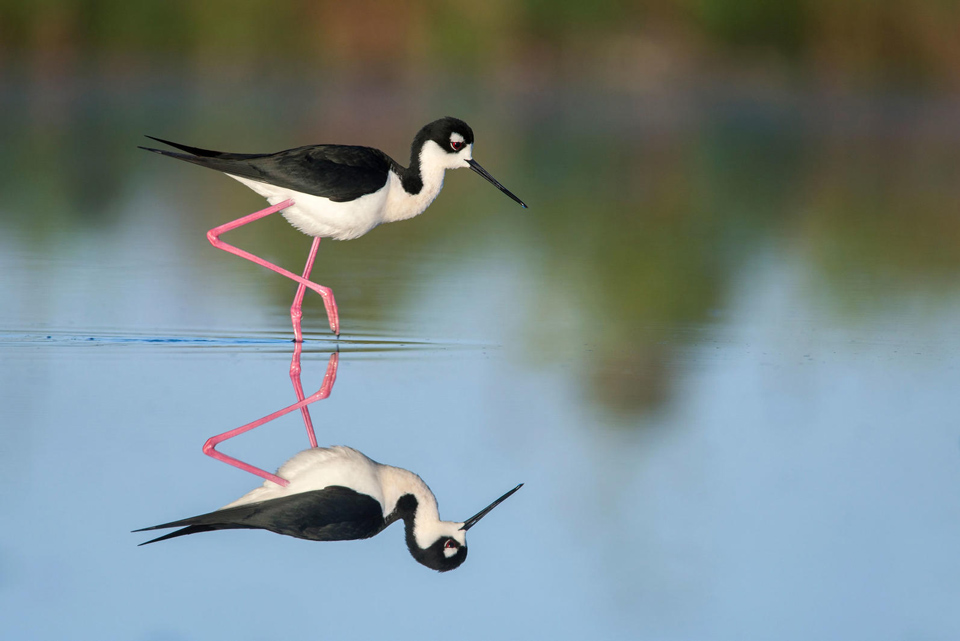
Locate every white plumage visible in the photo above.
<box><xmin>227</xmin><ymin>140</ymin><xmax>470</xmax><ymax>241</ymax></box>
<box><xmin>223</xmin><ymin>446</ymin><xmax>465</xmax><ymax>550</ymax></box>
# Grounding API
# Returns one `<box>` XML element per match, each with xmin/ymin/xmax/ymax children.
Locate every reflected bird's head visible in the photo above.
<box><xmin>400</xmin><ymin>483</ymin><xmax>523</xmax><ymax>572</ymax></box>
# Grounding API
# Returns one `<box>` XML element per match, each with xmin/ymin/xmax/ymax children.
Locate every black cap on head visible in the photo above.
<box><xmin>413</xmin><ymin>117</ymin><xmax>475</xmax><ymax>157</ymax></box>
<box><xmin>411</xmin><ymin>537</ymin><xmax>469</xmax><ymax>573</ymax></box>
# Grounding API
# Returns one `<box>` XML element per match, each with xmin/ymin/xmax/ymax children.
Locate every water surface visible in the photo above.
<box><xmin>2</xmin><ymin>78</ymin><xmax>960</xmax><ymax>640</ymax></box>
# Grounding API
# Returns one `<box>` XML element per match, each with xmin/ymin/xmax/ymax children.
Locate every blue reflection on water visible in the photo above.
<box><xmin>2</xmin><ymin>243</ymin><xmax>960</xmax><ymax>639</ymax></box>
<box><xmin>2</xmin><ymin>82</ymin><xmax>960</xmax><ymax>640</ymax></box>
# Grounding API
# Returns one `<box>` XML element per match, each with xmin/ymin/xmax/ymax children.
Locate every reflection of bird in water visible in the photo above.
<box><xmin>140</xmin><ymin>117</ymin><xmax>527</xmax><ymax>339</ymax></box>
<box><xmin>135</xmin><ymin>446</ymin><xmax>522</xmax><ymax>572</ymax></box>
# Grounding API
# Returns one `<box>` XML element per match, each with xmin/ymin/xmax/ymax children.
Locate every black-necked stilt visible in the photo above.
<box><xmin>141</xmin><ymin>117</ymin><xmax>527</xmax><ymax>339</ymax></box>
<box><xmin>135</xmin><ymin>446</ymin><xmax>523</xmax><ymax>572</ymax></box>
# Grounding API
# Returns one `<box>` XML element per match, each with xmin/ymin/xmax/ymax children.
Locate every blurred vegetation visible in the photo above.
<box><xmin>1</xmin><ymin>0</ymin><xmax>960</xmax><ymax>88</ymax></box>
<box><xmin>4</xmin><ymin>81</ymin><xmax>958</xmax><ymax>417</ymax></box>
<box><xmin>2</xmin><ymin>0</ymin><xmax>959</xmax><ymax>419</ymax></box>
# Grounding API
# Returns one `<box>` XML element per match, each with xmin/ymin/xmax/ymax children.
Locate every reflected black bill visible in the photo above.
<box><xmin>467</xmin><ymin>159</ymin><xmax>528</xmax><ymax>209</ymax></box>
<box><xmin>460</xmin><ymin>483</ymin><xmax>524</xmax><ymax>531</ymax></box>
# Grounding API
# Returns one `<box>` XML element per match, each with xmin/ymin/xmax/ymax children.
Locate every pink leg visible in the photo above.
<box><xmin>207</xmin><ymin>199</ymin><xmax>340</xmax><ymax>336</ymax></box>
<box><xmin>289</xmin><ymin>240</ymin><xmax>327</xmax><ymax>447</ymax></box>
<box><xmin>203</xmin><ymin>351</ymin><xmax>341</xmax><ymax>485</ymax></box>
<box><xmin>289</xmin><ymin>342</ymin><xmax>339</xmax><ymax>448</ymax></box>
<box><xmin>290</xmin><ymin>236</ymin><xmax>322</xmax><ymax>343</ymax></box>
<box><xmin>289</xmin><ymin>340</ymin><xmax>317</xmax><ymax>448</ymax></box>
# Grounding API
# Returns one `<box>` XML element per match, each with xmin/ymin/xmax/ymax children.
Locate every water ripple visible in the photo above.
<box><xmin>0</xmin><ymin>329</ymin><xmax>492</xmax><ymax>356</ymax></box>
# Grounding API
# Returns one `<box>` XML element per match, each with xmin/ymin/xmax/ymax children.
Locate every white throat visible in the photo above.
<box><xmin>376</xmin><ymin>464</ymin><xmax>467</xmax><ymax>549</ymax></box>
<box><xmin>382</xmin><ymin>140</ymin><xmax>471</xmax><ymax>224</ymax></box>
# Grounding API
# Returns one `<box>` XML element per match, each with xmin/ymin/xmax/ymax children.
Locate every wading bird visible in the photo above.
<box><xmin>141</xmin><ymin>117</ymin><xmax>527</xmax><ymax>339</ymax></box>
<box><xmin>135</xmin><ymin>446</ymin><xmax>522</xmax><ymax>572</ymax></box>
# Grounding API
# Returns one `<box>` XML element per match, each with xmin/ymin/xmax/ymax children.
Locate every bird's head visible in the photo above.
<box><xmin>415</xmin><ymin>117</ymin><xmax>527</xmax><ymax>208</ymax></box>
<box><xmin>415</xmin><ymin>117</ymin><xmax>475</xmax><ymax>170</ymax></box>
<box><xmin>410</xmin><ymin>521</ymin><xmax>470</xmax><ymax>572</ymax></box>
<box><xmin>399</xmin><ymin>483</ymin><xmax>523</xmax><ymax>572</ymax></box>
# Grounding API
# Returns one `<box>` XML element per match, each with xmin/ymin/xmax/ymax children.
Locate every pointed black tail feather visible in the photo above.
<box><xmin>132</xmin><ymin>499</ymin><xmax>278</xmax><ymax>546</ymax></box>
<box><xmin>138</xmin><ymin>525</ymin><xmax>219</xmax><ymax>546</ymax></box>
<box><xmin>135</xmin><ymin>521</ymin><xmax>260</xmax><ymax>545</ymax></box>
<box><xmin>137</xmin><ymin>142</ymin><xmax>262</xmax><ymax>176</ymax></box>
<box><xmin>133</xmin><ymin>513</ymin><xmax>220</xmax><ymax>533</ymax></box>
<box><xmin>143</xmin><ymin>135</ymin><xmax>226</xmax><ymax>157</ymax></box>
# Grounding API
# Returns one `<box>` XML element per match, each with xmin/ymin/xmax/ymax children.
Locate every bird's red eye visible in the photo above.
<box><xmin>444</xmin><ymin>539</ymin><xmax>458</xmax><ymax>549</ymax></box>
<box><xmin>451</xmin><ymin>141</ymin><xmax>464</xmax><ymax>151</ymax></box>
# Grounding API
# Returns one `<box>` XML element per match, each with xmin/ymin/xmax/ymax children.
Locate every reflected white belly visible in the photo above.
<box><xmin>222</xmin><ymin>446</ymin><xmax>388</xmax><ymax>513</ymax></box>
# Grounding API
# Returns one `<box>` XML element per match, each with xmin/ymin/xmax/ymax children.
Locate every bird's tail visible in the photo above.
<box><xmin>135</xmin><ymin>524</ymin><xmax>220</xmax><ymax>546</ymax></box>
<box><xmin>140</xmin><ymin>135</ymin><xmax>227</xmax><ymax>158</ymax></box>
<box><xmin>138</xmin><ymin>135</ymin><xmax>265</xmax><ymax>176</ymax></box>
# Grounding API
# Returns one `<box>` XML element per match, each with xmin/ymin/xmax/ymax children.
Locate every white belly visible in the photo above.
<box><xmin>227</xmin><ymin>175</ymin><xmax>390</xmax><ymax>241</ymax></box>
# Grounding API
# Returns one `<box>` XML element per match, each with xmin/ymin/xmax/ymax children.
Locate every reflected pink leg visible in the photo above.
<box><xmin>289</xmin><ymin>340</ymin><xmax>317</xmax><ymax>447</ymax></box>
<box><xmin>203</xmin><ymin>352</ymin><xmax>341</xmax><ymax>485</ymax></box>
<box><xmin>289</xmin><ymin>342</ymin><xmax>339</xmax><ymax>448</ymax></box>
<box><xmin>207</xmin><ymin>199</ymin><xmax>340</xmax><ymax>336</ymax></box>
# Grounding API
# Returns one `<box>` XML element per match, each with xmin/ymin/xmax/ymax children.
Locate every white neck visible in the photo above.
<box><xmin>376</xmin><ymin>464</ymin><xmax>466</xmax><ymax>549</ymax></box>
<box><xmin>377</xmin><ymin>465</ymin><xmax>437</xmax><ymax>539</ymax></box>
<box><xmin>382</xmin><ymin>140</ymin><xmax>472</xmax><ymax>224</ymax></box>
<box><xmin>382</xmin><ymin>167</ymin><xmax>444</xmax><ymax>224</ymax></box>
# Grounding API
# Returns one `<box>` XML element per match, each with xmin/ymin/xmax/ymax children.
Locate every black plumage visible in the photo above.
<box><xmin>135</xmin><ymin>486</ymin><xmax>395</xmax><ymax>546</ymax></box>
<box><xmin>140</xmin><ymin>136</ymin><xmax>398</xmax><ymax>202</ymax></box>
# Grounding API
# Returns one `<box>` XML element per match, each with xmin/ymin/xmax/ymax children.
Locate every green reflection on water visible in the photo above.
<box><xmin>2</xmin><ymin>74</ymin><xmax>958</xmax><ymax>418</ymax></box>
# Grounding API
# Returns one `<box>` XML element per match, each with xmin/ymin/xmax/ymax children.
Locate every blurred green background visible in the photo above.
<box><xmin>2</xmin><ymin>0</ymin><xmax>959</xmax><ymax>418</ymax></box>
<box><xmin>3</xmin><ymin>0</ymin><xmax>959</xmax><ymax>85</ymax></box>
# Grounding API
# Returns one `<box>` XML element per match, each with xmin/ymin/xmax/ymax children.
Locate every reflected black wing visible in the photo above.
<box><xmin>135</xmin><ymin>486</ymin><xmax>388</xmax><ymax>545</ymax></box>
<box><xmin>140</xmin><ymin>136</ymin><xmax>396</xmax><ymax>202</ymax></box>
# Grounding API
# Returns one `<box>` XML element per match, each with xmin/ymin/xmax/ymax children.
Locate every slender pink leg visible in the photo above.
<box><xmin>289</xmin><ymin>244</ymin><xmax>336</xmax><ymax>446</ymax></box>
<box><xmin>203</xmin><ymin>352</ymin><xmax>341</xmax><ymax>485</ymax></box>
<box><xmin>289</xmin><ymin>340</ymin><xmax>317</xmax><ymax>447</ymax></box>
<box><xmin>289</xmin><ymin>341</ymin><xmax>339</xmax><ymax>448</ymax></box>
<box><xmin>290</xmin><ymin>236</ymin><xmax>322</xmax><ymax>343</ymax></box>
<box><xmin>207</xmin><ymin>199</ymin><xmax>340</xmax><ymax>336</ymax></box>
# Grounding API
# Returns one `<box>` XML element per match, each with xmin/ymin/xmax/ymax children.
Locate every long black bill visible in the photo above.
<box><xmin>460</xmin><ymin>483</ymin><xmax>524</xmax><ymax>531</ymax></box>
<box><xmin>467</xmin><ymin>159</ymin><xmax>528</xmax><ymax>209</ymax></box>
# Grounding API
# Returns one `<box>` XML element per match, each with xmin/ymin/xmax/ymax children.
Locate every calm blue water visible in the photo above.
<box><xmin>2</xmin><ymin>78</ymin><xmax>960</xmax><ymax>640</ymax></box>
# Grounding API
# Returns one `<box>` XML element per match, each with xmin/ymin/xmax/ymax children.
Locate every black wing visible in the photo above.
<box><xmin>140</xmin><ymin>136</ymin><xmax>397</xmax><ymax>202</ymax></box>
<box><xmin>135</xmin><ymin>486</ymin><xmax>388</xmax><ymax>545</ymax></box>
